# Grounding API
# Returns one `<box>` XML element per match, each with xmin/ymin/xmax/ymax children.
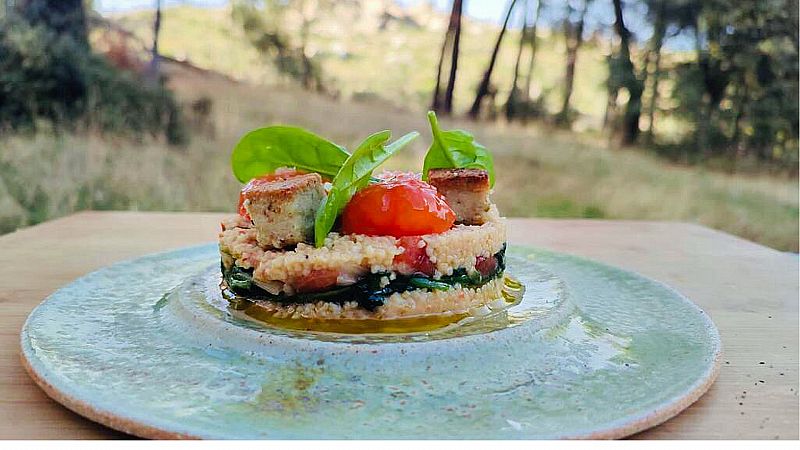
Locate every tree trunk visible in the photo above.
<box><xmin>520</xmin><ymin>0</ymin><xmax>543</xmax><ymax>119</ymax></box>
<box><xmin>468</xmin><ymin>0</ymin><xmax>518</xmax><ymax>120</ymax></box>
<box><xmin>505</xmin><ymin>0</ymin><xmax>529</xmax><ymax>120</ymax></box>
<box><xmin>18</xmin><ymin>0</ymin><xmax>88</xmax><ymax>48</ymax></box>
<box><xmin>731</xmin><ymin>75</ymin><xmax>748</xmax><ymax>147</ymax></box>
<box><xmin>612</xmin><ymin>0</ymin><xmax>643</xmax><ymax>145</ymax></box>
<box><xmin>602</xmin><ymin>32</ymin><xmax>617</xmax><ymax>131</ymax></box>
<box><xmin>299</xmin><ymin>2</ymin><xmax>312</xmax><ymax>90</ymax></box>
<box><xmin>693</xmin><ymin>18</ymin><xmax>709</xmax><ymax>160</ymax></box>
<box><xmin>557</xmin><ymin>0</ymin><xmax>589</xmax><ymax>125</ymax></box>
<box><xmin>148</xmin><ymin>0</ymin><xmax>163</xmax><ymax>83</ymax></box>
<box><xmin>431</xmin><ymin>0</ymin><xmax>463</xmax><ymax>115</ymax></box>
<box><xmin>443</xmin><ymin>0</ymin><xmax>463</xmax><ymax>114</ymax></box>
<box><xmin>644</xmin><ymin>3</ymin><xmax>666</xmax><ymax>143</ymax></box>
<box><xmin>431</xmin><ymin>22</ymin><xmax>448</xmax><ymax>111</ymax></box>
<box><xmin>603</xmin><ymin>87</ymin><xmax>618</xmax><ymax>131</ymax></box>
<box><xmin>644</xmin><ymin>48</ymin><xmax>661</xmax><ymax>142</ymax></box>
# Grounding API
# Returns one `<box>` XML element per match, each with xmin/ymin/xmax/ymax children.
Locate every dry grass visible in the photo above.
<box><xmin>1</xmin><ymin>60</ymin><xmax>797</xmax><ymax>251</ymax></box>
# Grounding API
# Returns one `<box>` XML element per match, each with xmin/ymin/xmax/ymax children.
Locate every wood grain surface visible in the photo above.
<box><xmin>1</xmin><ymin>211</ymin><xmax>797</xmax><ymax>439</ymax></box>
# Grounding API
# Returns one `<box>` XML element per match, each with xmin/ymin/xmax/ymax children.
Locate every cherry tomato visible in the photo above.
<box><xmin>393</xmin><ymin>236</ymin><xmax>436</xmax><ymax>276</ymax></box>
<box><xmin>341</xmin><ymin>172</ymin><xmax>455</xmax><ymax>238</ymax></box>
<box><xmin>237</xmin><ymin>168</ymin><xmax>305</xmax><ymax>220</ymax></box>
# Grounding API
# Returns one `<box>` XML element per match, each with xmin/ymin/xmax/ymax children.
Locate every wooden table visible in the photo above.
<box><xmin>1</xmin><ymin>211</ymin><xmax>797</xmax><ymax>439</ymax></box>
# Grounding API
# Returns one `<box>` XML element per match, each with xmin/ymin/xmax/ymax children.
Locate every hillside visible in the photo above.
<box><xmin>1</xmin><ymin>58</ymin><xmax>796</xmax><ymax>251</ymax></box>
<box><xmin>111</xmin><ymin>2</ymin><xmax>611</xmax><ymax>129</ymax></box>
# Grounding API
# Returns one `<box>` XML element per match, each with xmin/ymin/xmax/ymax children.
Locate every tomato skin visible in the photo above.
<box><xmin>341</xmin><ymin>172</ymin><xmax>455</xmax><ymax>238</ymax></box>
<box><xmin>290</xmin><ymin>268</ymin><xmax>340</xmax><ymax>293</ymax></box>
<box><xmin>237</xmin><ymin>168</ymin><xmax>305</xmax><ymax>220</ymax></box>
<box><xmin>393</xmin><ymin>236</ymin><xmax>435</xmax><ymax>276</ymax></box>
<box><xmin>475</xmin><ymin>255</ymin><xmax>498</xmax><ymax>277</ymax></box>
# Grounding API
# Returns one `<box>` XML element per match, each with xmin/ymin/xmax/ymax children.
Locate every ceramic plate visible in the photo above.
<box><xmin>20</xmin><ymin>244</ymin><xmax>721</xmax><ymax>439</ymax></box>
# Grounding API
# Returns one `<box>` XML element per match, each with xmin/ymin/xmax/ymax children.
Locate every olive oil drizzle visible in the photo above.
<box><xmin>222</xmin><ymin>274</ymin><xmax>524</xmax><ymax>335</ymax></box>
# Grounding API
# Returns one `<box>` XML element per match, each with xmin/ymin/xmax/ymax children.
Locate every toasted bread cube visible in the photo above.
<box><xmin>428</xmin><ymin>168</ymin><xmax>491</xmax><ymax>225</ymax></box>
<box><xmin>243</xmin><ymin>173</ymin><xmax>324</xmax><ymax>248</ymax></box>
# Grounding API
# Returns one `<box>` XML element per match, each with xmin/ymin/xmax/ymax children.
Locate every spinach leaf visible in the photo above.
<box><xmin>221</xmin><ymin>262</ymin><xmax>255</xmax><ymax>291</ymax></box>
<box><xmin>422</xmin><ymin>111</ymin><xmax>495</xmax><ymax>187</ymax></box>
<box><xmin>314</xmin><ymin>130</ymin><xmax>419</xmax><ymax>247</ymax></box>
<box><xmin>231</xmin><ymin>126</ymin><xmax>350</xmax><ymax>183</ymax></box>
<box><xmin>409</xmin><ymin>277</ymin><xmax>451</xmax><ymax>291</ymax></box>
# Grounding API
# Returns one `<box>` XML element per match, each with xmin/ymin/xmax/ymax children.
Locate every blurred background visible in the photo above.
<box><xmin>0</xmin><ymin>0</ymin><xmax>797</xmax><ymax>251</ymax></box>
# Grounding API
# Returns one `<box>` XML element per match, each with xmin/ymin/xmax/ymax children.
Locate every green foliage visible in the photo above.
<box><xmin>505</xmin><ymin>93</ymin><xmax>547</xmax><ymax>121</ymax></box>
<box><xmin>606</xmin><ymin>54</ymin><xmax>642</xmax><ymax>103</ymax></box>
<box><xmin>314</xmin><ymin>130</ymin><xmax>419</xmax><ymax>246</ymax></box>
<box><xmin>0</xmin><ymin>16</ymin><xmax>87</xmax><ymax>129</ymax></box>
<box><xmin>423</xmin><ymin>111</ymin><xmax>495</xmax><ymax>186</ymax></box>
<box><xmin>663</xmin><ymin>0</ymin><xmax>798</xmax><ymax>166</ymax></box>
<box><xmin>230</xmin><ymin>126</ymin><xmax>350</xmax><ymax>182</ymax></box>
<box><xmin>232</xmin><ymin>0</ymin><xmax>327</xmax><ymax>92</ymax></box>
<box><xmin>17</xmin><ymin>0</ymin><xmax>89</xmax><ymax>48</ymax></box>
<box><xmin>0</xmin><ymin>14</ymin><xmax>186</xmax><ymax>144</ymax></box>
<box><xmin>82</xmin><ymin>61</ymin><xmax>188</xmax><ymax>145</ymax></box>
<box><xmin>670</xmin><ymin>63</ymin><xmax>703</xmax><ymax>115</ymax></box>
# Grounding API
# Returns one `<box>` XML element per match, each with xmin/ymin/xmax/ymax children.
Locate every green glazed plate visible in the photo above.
<box><xmin>20</xmin><ymin>244</ymin><xmax>721</xmax><ymax>439</ymax></box>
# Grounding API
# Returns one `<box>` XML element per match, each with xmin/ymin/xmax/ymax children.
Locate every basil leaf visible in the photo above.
<box><xmin>231</xmin><ymin>126</ymin><xmax>350</xmax><ymax>183</ymax></box>
<box><xmin>314</xmin><ymin>130</ymin><xmax>419</xmax><ymax>247</ymax></box>
<box><xmin>422</xmin><ymin>111</ymin><xmax>495</xmax><ymax>187</ymax></box>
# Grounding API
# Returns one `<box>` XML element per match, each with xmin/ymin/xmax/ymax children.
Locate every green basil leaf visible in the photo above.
<box><xmin>231</xmin><ymin>126</ymin><xmax>350</xmax><ymax>183</ymax></box>
<box><xmin>422</xmin><ymin>111</ymin><xmax>495</xmax><ymax>187</ymax></box>
<box><xmin>314</xmin><ymin>130</ymin><xmax>419</xmax><ymax>247</ymax></box>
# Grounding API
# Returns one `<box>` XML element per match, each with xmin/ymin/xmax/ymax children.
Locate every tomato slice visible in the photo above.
<box><xmin>475</xmin><ymin>255</ymin><xmax>498</xmax><ymax>277</ymax></box>
<box><xmin>290</xmin><ymin>268</ymin><xmax>340</xmax><ymax>293</ymax></box>
<box><xmin>341</xmin><ymin>172</ymin><xmax>455</xmax><ymax>238</ymax></box>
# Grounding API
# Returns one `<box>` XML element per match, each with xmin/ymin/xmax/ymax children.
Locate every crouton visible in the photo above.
<box><xmin>428</xmin><ymin>168</ymin><xmax>491</xmax><ymax>225</ymax></box>
<box><xmin>242</xmin><ymin>172</ymin><xmax>324</xmax><ymax>248</ymax></box>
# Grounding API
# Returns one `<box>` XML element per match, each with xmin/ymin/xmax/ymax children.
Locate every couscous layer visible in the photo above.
<box><xmin>219</xmin><ymin>206</ymin><xmax>506</xmax><ymax>290</ymax></box>
<box><xmin>218</xmin><ymin>207</ymin><xmax>507</xmax><ymax>319</ymax></box>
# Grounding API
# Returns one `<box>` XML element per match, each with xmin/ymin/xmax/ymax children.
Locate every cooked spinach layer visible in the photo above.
<box><xmin>222</xmin><ymin>244</ymin><xmax>506</xmax><ymax>311</ymax></box>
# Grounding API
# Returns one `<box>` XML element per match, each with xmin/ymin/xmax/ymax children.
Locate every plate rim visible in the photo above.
<box><xmin>19</xmin><ymin>243</ymin><xmax>722</xmax><ymax>439</ymax></box>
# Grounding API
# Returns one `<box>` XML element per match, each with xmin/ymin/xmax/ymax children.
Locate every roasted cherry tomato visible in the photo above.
<box><xmin>341</xmin><ymin>172</ymin><xmax>455</xmax><ymax>238</ymax></box>
<box><xmin>237</xmin><ymin>168</ymin><xmax>305</xmax><ymax>220</ymax></box>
